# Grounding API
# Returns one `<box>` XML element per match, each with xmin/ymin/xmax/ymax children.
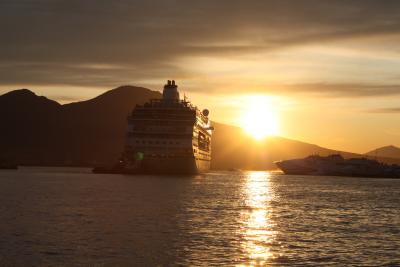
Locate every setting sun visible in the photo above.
<box><xmin>240</xmin><ymin>96</ymin><xmax>279</xmax><ymax>140</ymax></box>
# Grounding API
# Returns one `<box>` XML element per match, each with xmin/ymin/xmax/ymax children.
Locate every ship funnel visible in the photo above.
<box><xmin>163</xmin><ymin>80</ymin><xmax>180</xmax><ymax>102</ymax></box>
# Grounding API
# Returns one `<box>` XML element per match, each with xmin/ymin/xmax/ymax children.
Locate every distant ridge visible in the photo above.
<box><xmin>1</xmin><ymin>86</ymin><xmax>400</xmax><ymax>169</ymax></box>
<box><xmin>0</xmin><ymin>88</ymin><xmax>60</xmax><ymax>108</ymax></box>
<box><xmin>0</xmin><ymin>86</ymin><xmax>161</xmax><ymax>166</ymax></box>
<box><xmin>366</xmin><ymin>145</ymin><xmax>400</xmax><ymax>159</ymax></box>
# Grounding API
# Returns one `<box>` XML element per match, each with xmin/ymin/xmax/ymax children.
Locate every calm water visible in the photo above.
<box><xmin>0</xmin><ymin>168</ymin><xmax>399</xmax><ymax>266</ymax></box>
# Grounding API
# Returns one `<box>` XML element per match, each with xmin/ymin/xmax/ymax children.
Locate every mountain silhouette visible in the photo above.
<box><xmin>1</xmin><ymin>86</ymin><xmax>400</xmax><ymax>169</ymax></box>
<box><xmin>0</xmin><ymin>86</ymin><xmax>160</xmax><ymax>165</ymax></box>
<box><xmin>366</xmin><ymin>145</ymin><xmax>400</xmax><ymax>159</ymax></box>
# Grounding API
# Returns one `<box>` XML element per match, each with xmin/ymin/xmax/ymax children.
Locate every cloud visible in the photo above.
<box><xmin>52</xmin><ymin>95</ymin><xmax>82</xmax><ymax>103</ymax></box>
<box><xmin>1</xmin><ymin>0</ymin><xmax>400</xmax><ymax>91</ymax></box>
<box><xmin>366</xmin><ymin>107</ymin><xmax>400</xmax><ymax>113</ymax></box>
<box><xmin>279</xmin><ymin>83</ymin><xmax>400</xmax><ymax>97</ymax></box>
<box><xmin>187</xmin><ymin>82</ymin><xmax>400</xmax><ymax>98</ymax></box>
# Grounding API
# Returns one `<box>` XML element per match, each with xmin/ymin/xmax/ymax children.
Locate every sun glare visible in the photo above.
<box><xmin>240</xmin><ymin>96</ymin><xmax>279</xmax><ymax>140</ymax></box>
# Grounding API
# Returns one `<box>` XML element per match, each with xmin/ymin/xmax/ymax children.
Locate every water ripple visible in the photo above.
<box><xmin>0</xmin><ymin>169</ymin><xmax>399</xmax><ymax>266</ymax></box>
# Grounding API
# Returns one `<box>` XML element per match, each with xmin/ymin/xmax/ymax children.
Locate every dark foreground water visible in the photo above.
<box><xmin>0</xmin><ymin>168</ymin><xmax>399</xmax><ymax>266</ymax></box>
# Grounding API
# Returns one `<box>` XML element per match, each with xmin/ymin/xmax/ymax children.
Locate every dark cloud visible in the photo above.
<box><xmin>1</xmin><ymin>0</ymin><xmax>400</xmax><ymax>90</ymax></box>
<box><xmin>196</xmin><ymin>82</ymin><xmax>400</xmax><ymax>98</ymax></box>
<box><xmin>0</xmin><ymin>62</ymin><xmax>181</xmax><ymax>88</ymax></box>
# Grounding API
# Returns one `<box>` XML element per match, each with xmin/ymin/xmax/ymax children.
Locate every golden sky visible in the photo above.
<box><xmin>1</xmin><ymin>0</ymin><xmax>400</xmax><ymax>153</ymax></box>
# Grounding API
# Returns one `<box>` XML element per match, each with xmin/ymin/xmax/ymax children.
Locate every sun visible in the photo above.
<box><xmin>240</xmin><ymin>95</ymin><xmax>279</xmax><ymax>140</ymax></box>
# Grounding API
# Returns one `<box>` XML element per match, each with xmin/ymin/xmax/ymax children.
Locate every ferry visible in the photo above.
<box><xmin>275</xmin><ymin>154</ymin><xmax>400</xmax><ymax>178</ymax></box>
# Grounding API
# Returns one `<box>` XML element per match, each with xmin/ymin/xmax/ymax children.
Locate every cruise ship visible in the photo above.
<box><xmin>275</xmin><ymin>154</ymin><xmax>400</xmax><ymax>178</ymax></box>
<box><xmin>102</xmin><ymin>80</ymin><xmax>213</xmax><ymax>174</ymax></box>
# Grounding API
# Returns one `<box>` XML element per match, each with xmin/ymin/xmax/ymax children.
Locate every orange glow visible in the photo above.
<box><xmin>240</xmin><ymin>96</ymin><xmax>279</xmax><ymax>140</ymax></box>
<box><xmin>241</xmin><ymin>171</ymin><xmax>276</xmax><ymax>264</ymax></box>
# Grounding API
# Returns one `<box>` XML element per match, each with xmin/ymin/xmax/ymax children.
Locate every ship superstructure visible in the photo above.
<box><xmin>121</xmin><ymin>80</ymin><xmax>213</xmax><ymax>174</ymax></box>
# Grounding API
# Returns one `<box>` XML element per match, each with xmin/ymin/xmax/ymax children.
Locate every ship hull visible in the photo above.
<box><xmin>138</xmin><ymin>157</ymin><xmax>210</xmax><ymax>174</ymax></box>
<box><xmin>275</xmin><ymin>161</ymin><xmax>316</xmax><ymax>175</ymax></box>
<box><xmin>93</xmin><ymin>157</ymin><xmax>210</xmax><ymax>175</ymax></box>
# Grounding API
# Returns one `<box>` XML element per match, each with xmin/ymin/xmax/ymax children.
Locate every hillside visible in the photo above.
<box><xmin>366</xmin><ymin>145</ymin><xmax>400</xmax><ymax>159</ymax></box>
<box><xmin>1</xmin><ymin>86</ymin><xmax>400</xmax><ymax>169</ymax></box>
<box><xmin>0</xmin><ymin>86</ymin><xmax>160</xmax><ymax>165</ymax></box>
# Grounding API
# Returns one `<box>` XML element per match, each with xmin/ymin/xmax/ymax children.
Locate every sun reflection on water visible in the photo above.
<box><xmin>239</xmin><ymin>171</ymin><xmax>276</xmax><ymax>266</ymax></box>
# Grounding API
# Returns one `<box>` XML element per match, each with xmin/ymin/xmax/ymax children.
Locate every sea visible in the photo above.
<box><xmin>0</xmin><ymin>167</ymin><xmax>399</xmax><ymax>266</ymax></box>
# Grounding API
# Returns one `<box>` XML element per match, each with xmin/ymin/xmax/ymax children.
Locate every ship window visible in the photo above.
<box><xmin>198</xmin><ymin>131</ymin><xmax>209</xmax><ymax>151</ymax></box>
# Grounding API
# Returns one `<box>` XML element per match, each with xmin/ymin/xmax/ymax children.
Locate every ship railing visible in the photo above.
<box><xmin>130</xmin><ymin>111</ymin><xmax>196</xmax><ymax>118</ymax></box>
<box><xmin>136</xmin><ymin>99</ymin><xmax>196</xmax><ymax>108</ymax></box>
<box><xmin>130</xmin><ymin>113</ymin><xmax>196</xmax><ymax>118</ymax></box>
<box><xmin>128</xmin><ymin>119</ymin><xmax>196</xmax><ymax>124</ymax></box>
<box><xmin>128</xmin><ymin>132</ymin><xmax>193</xmax><ymax>138</ymax></box>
